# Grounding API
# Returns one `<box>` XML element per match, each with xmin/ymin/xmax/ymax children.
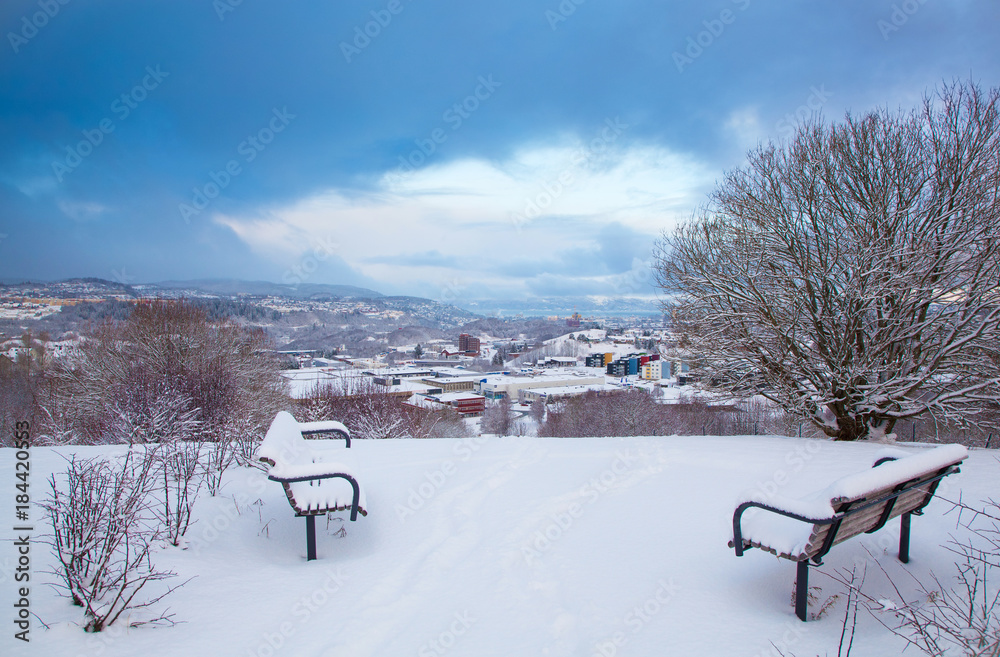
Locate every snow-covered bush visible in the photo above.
<box><xmin>157</xmin><ymin>440</ymin><xmax>204</xmax><ymax>546</ymax></box>
<box><xmin>42</xmin><ymin>450</ymin><xmax>186</xmax><ymax>632</ymax></box>
<box><xmin>870</xmin><ymin>500</ymin><xmax>1000</xmax><ymax>656</ymax></box>
<box><xmin>823</xmin><ymin>499</ymin><xmax>1000</xmax><ymax>656</ymax></box>
<box><xmin>404</xmin><ymin>403</ymin><xmax>469</xmax><ymax>439</ymax></box>
<box><xmin>108</xmin><ymin>382</ymin><xmax>202</xmax><ymax>445</ymax></box>
<box><xmin>537</xmin><ymin>389</ymin><xmax>792</xmax><ymax>437</ymax></box>
<box><xmin>302</xmin><ymin>376</ymin><xmax>408</xmax><ymax>439</ymax></box>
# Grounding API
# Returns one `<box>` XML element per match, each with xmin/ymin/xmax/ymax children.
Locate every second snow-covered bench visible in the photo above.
<box><xmin>298</xmin><ymin>419</ymin><xmax>352</xmax><ymax>446</ymax></box>
<box><xmin>729</xmin><ymin>443</ymin><xmax>967</xmax><ymax>621</ymax></box>
<box><xmin>258</xmin><ymin>411</ymin><xmax>367</xmax><ymax>561</ymax></box>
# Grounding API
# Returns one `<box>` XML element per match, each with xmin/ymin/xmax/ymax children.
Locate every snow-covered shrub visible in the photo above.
<box><xmin>538</xmin><ymin>390</ymin><xmax>794</xmax><ymax>438</ymax></box>
<box><xmin>403</xmin><ymin>403</ymin><xmax>469</xmax><ymax>439</ymax></box>
<box><xmin>42</xmin><ymin>450</ymin><xmax>186</xmax><ymax>632</ymax></box>
<box><xmin>157</xmin><ymin>440</ymin><xmax>204</xmax><ymax>546</ymax></box>
<box><xmin>824</xmin><ymin>499</ymin><xmax>1000</xmax><ymax>656</ymax></box>
<box><xmin>539</xmin><ymin>389</ymin><xmax>661</xmax><ymax>437</ymax></box>
<box><xmin>108</xmin><ymin>382</ymin><xmax>202</xmax><ymax>445</ymax></box>
<box><xmin>870</xmin><ymin>500</ymin><xmax>1000</xmax><ymax>656</ymax></box>
<box><xmin>199</xmin><ymin>433</ymin><xmax>237</xmax><ymax>494</ymax></box>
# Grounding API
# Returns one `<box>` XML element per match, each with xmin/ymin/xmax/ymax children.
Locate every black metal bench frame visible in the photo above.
<box><xmin>265</xmin><ymin>470</ymin><xmax>362</xmax><ymax>561</ymax></box>
<box><xmin>731</xmin><ymin>457</ymin><xmax>961</xmax><ymax>621</ymax></box>
<box><xmin>260</xmin><ymin>426</ymin><xmax>361</xmax><ymax>562</ymax></box>
<box><xmin>301</xmin><ymin>426</ymin><xmax>351</xmax><ymax>447</ymax></box>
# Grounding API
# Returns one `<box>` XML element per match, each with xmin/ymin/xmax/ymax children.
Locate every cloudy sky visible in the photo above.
<box><xmin>1</xmin><ymin>1</ymin><xmax>998</xmax><ymax>303</ymax></box>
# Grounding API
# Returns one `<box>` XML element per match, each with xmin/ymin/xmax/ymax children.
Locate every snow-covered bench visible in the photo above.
<box><xmin>729</xmin><ymin>443</ymin><xmax>967</xmax><ymax>621</ymax></box>
<box><xmin>257</xmin><ymin>411</ymin><xmax>367</xmax><ymax>561</ymax></box>
<box><xmin>298</xmin><ymin>419</ymin><xmax>352</xmax><ymax>446</ymax></box>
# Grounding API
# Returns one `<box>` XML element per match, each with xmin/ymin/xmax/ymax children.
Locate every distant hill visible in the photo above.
<box><xmin>456</xmin><ymin>296</ymin><xmax>664</xmax><ymax>318</ymax></box>
<box><xmin>151</xmin><ymin>279</ymin><xmax>383</xmax><ymax>300</ymax></box>
<box><xmin>0</xmin><ymin>277</ymin><xmax>139</xmax><ymax>297</ymax></box>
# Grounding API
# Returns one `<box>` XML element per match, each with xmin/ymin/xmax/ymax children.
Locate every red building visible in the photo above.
<box><xmin>458</xmin><ymin>333</ymin><xmax>481</xmax><ymax>356</ymax></box>
<box><xmin>445</xmin><ymin>393</ymin><xmax>486</xmax><ymax>416</ymax></box>
<box><xmin>407</xmin><ymin>392</ymin><xmax>486</xmax><ymax>416</ymax></box>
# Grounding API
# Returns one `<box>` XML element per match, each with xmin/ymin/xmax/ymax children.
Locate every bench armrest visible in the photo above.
<box><xmin>732</xmin><ymin>501</ymin><xmax>839</xmax><ymax>557</ymax></box>
<box><xmin>299</xmin><ymin>420</ymin><xmax>351</xmax><ymax>447</ymax></box>
<box><xmin>267</xmin><ymin>460</ymin><xmax>358</xmax><ymax>479</ymax></box>
<box><xmin>267</xmin><ymin>470</ymin><xmax>362</xmax><ymax>522</ymax></box>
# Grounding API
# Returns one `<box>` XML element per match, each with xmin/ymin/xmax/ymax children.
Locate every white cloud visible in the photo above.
<box><xmin>57</xmin><ymin>200</ymin><xmax>109</xmax><ymax>221</ymax></box>
<box><xmin>213</xmin><ymin>140</ymin><xmax>716</xmax><ymax>298</ymax></box>
<box><xmin>724</xmin><ymin>105</ymin><xmax>764</xmax><ymax>151</ymax></box>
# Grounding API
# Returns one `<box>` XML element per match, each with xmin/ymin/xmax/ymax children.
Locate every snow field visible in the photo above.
<box><xmin>1</xmin><ymin>435</ymin><xmax>995</xmax><ymax>657</ymax></box>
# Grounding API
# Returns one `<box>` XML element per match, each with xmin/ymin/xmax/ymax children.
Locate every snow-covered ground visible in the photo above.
<box><xmin>2</xmin><ymin>436</ymin><xmax>995</xmax><ymax>656</ymax></box>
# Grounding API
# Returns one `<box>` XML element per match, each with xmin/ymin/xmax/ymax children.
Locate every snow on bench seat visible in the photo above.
<box><xmin>258</xmin><ymin>411</ymin><xmax>367</xmax><ymax>560</ymax></box>
<box><xmin>729</xmin><ymin>443</ymin><xmax>966</xmax><ymax>620</ymax></box>
<box><xmin>266</xmin><ymin>460</ymin><xmax>366</xmax><ymax>515</ymax></box>
<box><xmin>734</xmin><ymin>444</ymin><xmax>967</xmax><ymax>561</ymax></box>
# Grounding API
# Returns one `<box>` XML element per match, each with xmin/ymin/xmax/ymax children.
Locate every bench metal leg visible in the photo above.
<box><xmin>899</xmin><ymin>512</ymin><xmax>911</xmax><ymax>564</ymax></box>
<box><xmin>306</xmin><ymin>515</ymin><xmax>317</xmax><ymax>561</ymax></box>
<box><xmin>796</xmin><ymin>561</ymin><xmax>809</xmax><ymax>622</ymax></box>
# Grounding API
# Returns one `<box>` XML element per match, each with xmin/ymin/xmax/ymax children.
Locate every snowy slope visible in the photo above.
<box><xmin>2</xmin><ymin>436</ymin><xmax>995</xmax><ymax>657</ymax></box>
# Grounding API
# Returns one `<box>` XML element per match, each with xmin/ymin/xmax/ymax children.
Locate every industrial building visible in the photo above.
<box><xmin>476</xmin><ymin>372</ymin><xmax>605</xmax><ymax>400</ymax></box>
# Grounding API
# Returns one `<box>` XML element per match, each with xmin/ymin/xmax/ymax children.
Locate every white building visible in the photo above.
<box><xmin>641</xmin><ymin>361</ymin><xmax>662</xmax><ymax>380</ymax></box>
<box><xmin>476</xmin><ymin>371</ymin><xmax>605</xmax><ymax>400</ymax></box>
<box><xmin>518</xmin><ymin>383</ymin><xmax>618</xmax><ymax>404</ymax></box>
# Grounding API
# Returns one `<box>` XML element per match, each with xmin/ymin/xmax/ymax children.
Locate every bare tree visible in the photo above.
<box><xmin>43</xmin><ymin>300</ymin><xmax>287</xmax><ymax>445</ymax></box>
<box><xmin>530</xmin><ymin>398</ymin><xmax>546</xmax><ymax>426</ymax></box>
<box><xmin>656</xmin><ymin>81</ymin><xmax>1000</xmax><ymax>440</ymax></box>
<box><xmin>301</xmin><ymin>375</ymin><xmax>413</xmax><ymax>439</ymax></box>
<box><xmin>0</xmin><ymin>354</ymin><xmax>38</xmax><ymax>448</ymax></box>
<box><xmin>481</xmin><ymin>395</ymin><xmax>514</xmax><ymax>436</ymax></box>
<box><xmin>508</xmin><ymin>339</ymin><xmax>586</xmax><ymax>368</ymax></box>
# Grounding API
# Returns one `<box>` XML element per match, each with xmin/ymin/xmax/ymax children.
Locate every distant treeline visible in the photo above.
<box><xmin>61</xmin><ymin>298</ymin><xmax>282</xmax><ymax>324</ymax></box>
<box><xmin>61</xmin><ymin>299</ymin><xmax>134</xmax><ymax>322</ymax></box>
<box><xmin>191</xmin><ymin>298</ymin><xmax>281</xmax><ymax>322</ymax></box>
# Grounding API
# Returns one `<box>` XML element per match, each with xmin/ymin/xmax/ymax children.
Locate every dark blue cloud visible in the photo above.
<box><xmin>1</xmin><ymin>0</ymin><xmax>998</xmax><ymax>294</ymax></box>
